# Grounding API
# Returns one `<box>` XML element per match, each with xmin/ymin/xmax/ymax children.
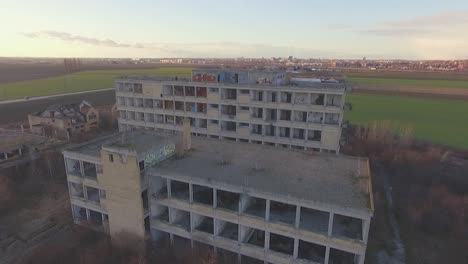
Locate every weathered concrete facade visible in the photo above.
<box><xmin>115</xmin><ymin>69</ymin><xmax>347</xmax><ymax>153</ymax></box>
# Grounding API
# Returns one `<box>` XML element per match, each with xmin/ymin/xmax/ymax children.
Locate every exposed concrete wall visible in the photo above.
<box><xmin>99</xmin><ymin>149</ymin><xmax>145</xmax><ymax>242</ymax></box>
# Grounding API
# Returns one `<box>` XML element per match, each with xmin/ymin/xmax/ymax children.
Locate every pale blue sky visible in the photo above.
<box><xmin>1</xmin><ymin>0</ymin><xmax>468</xmax><ymax>59</ymax></box>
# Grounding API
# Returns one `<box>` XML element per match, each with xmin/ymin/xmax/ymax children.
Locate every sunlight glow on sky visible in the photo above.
<box><xmin>1</xmin><ymin>0</ymin><xmax>468</xmax><ymax>59</ymax></box>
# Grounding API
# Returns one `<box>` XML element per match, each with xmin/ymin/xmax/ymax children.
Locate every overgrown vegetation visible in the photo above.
<box><xmin>343</xmin><ymin>122</ymin><xmax>468</xmax><ymax>264</ymax></box>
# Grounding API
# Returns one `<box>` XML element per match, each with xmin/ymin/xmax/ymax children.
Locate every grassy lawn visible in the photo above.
<box><xmin>347</xmin><ymin>76</ymin><xmax>468</xmax><ymax>89</ymax></box>
<box><xmin>0</xmin><ymin>67</ymin><xmax>192</xmax><ymax>100</ymax></box>
<box><xmin>346</xmin><ymin>93</ymin><xmax>468</xmax><ymax>148</ymax></box>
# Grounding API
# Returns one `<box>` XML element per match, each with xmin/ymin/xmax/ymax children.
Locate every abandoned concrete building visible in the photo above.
<box><xmin>0</xmin><ymin>129</ymin><xmax>46</xmax><ymax>169</ymax></box>
<box><xmin>28</xmin><ymin>100</ymin><xmax>99</xmax><ymax>139</ymax></box>
<box><xmin>62</xmin><ymin>120</ymin><xmax>373</xmax><ymax>264</ymax></box>
<box><xmin>115</xmin><ymin>69</ymin><xmax>348</xmax><ymax>153</ymax></box>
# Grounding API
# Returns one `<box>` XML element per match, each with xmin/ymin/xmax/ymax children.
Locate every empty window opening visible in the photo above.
<box><xmin>151</xmin><ymin>229</ymin><xmax>170</xmax><ymax>244</ymax></box>
<box><xmin>171</xmin><ymin>180</ymin><xmax>189</xmax><ymax>201</ymax></box>
<box><xmin>244</xmin><ymin>227</ymin><xmax>265</xmax><ymax>248</ymax></box>
<box><xmin>294</xmin><ymin>111</ymin><xmax>307</xmax><ymax>122</ymax></box>
<box><xmin>224</xmin><ymin>88</ymin><xmax>237</xmax><ymax>100</ymax></box>
<box><xmin>270</xmin><ymin>201</ymin><xmax>296</xmax><ymax>226</ymax></box>
<box><xmin>209</xmin><ymin>87</ymin><xmax>219</xmax><ymax>93</ymax></box>
<box><xmin>135</xmin><ymin>98</ymin><xmax>143</xmax><ymax>107</ymax></box>
<box><xmin>217</xmin><ymin>189</ymin><xmax>240</xmax><ymax>211</ymax></box>
<box><xmin>221</xmin><ymin>121</ymin><xmax>237</xmax><ymax>132</ymax></box>
<box><xmin>332</xmin><ymin>214</ymin><xmax>363</xmax><ymax>240</ymax></box>
<box><xmin>153</xmin><ymin>205</ymin><xmax>169</xmax><ymax>223</ymax></box>
<box><xmin>173</xmin><ymin>235</ymin><xmax>191</xmax><ymax>252</ymax></box>
<box><xmin>86</xmin><ymin>186</ymin><xmax>100</xmax><ymax>204</ymax></box>
<box><xmin>171</xmin><ymin>208</ymin><xmax>190</xmax><ymax>231</ymax></box>
<box><xmin>221</xmin><ymin>105</ymin><xmax>237</xmax><ymax>117</ymax></box>
<box><xmin>294</xmin><ymin>92</ymin><xmax>308</xmax><ymax>104</ymax></box>
<box><xmin>298</xmin><ymin>240</ymin><xmax>326</xmax><ymax>263</ymax></box>
<box><xmin>327</xmin><ymin>95</ymin><xmax>342</xmax><ymax>107</ymax></box>
<box><xmin>238</xmin><ymin>122</ymin><xmax>249</xmax><ymax>128</ymax></box>
<box><xmin>308</xmin><ymin>112</ymin><xmax>323</xmax><ymax>124</ymax></box>
<box><xmin>217</xmin><ymin>248</ymin><xmax>238</xmax><ymax>264</ymax></box>
<box><xmin>162</xmin><ymin>85</ymin><xmax>173</xmax><ymax>96</ymax></box>
<box><xmin>133</xmin><ymin>83</ymin><xmax>143</xmax><ymax>94</ymax></box>
<box><xmin>311</xmin><ymin>94</ymin><xmax>325</xmax><ymax>105</ymax></box>
<box><xmin>265</xmin><ymin>125</ymin><xmax>276</xmax><ymax>137</ymax></box>
<box><xmin>279</xmin><ymin>127</ymin><xmax>290</xmax><ymax>138</ymax></box>
<box><xmin>243</xmin><ymin>196</ymin><xmax>266</xmax><ymax>218</ymax></box>
<box><xmin>329</xmin><ymin>248</ymin><xmax>357</xmax><ymax>264</ymax></box>
<box><xmin>252</xmin><ymin>91</ymin><xmax>263</xmax><ymax>101</ymax></box>
<box><xmin>144</xmin><ymin>98</ymin><xmax>153</xmax><ymax>108</ymax></box>
<box><xmin>193</xmin><ymin>184</ymin><xmax>213</xmax><ymax>206</ymax></box>
<box><xmin>175</xmin><ymin>116</ymin><xmax>184</xmax><ymax>126</ymax></box>
<box><xmin>66</xmin><ymin>158</ymin><xmax>81</xmax><ymax>175</ymax></box>
<box><xmin>69</xmin><ymin>182</ymin><xmax>84</xmax><ymax>198</ymax></box>
<box><xmin>185</xmin><ymin>86</ymin><xmax>195</xmax><ymax>96</ymax></box>
<box><xmin>142</xmin><ymin>189</ymin><xmax>149</xmax><ymax>213</ymax></box>
<box><xmin>154</xmin><ymin>99</ymin><xmax>163</xmax><ymax>109</ymax></box>
<box><xmin>72</xmin><ymin>205</ymin><xmax>86</xmax><ymax>221</ymax></box>
<box><xmin>83</xmin><ymin>162</ymin><xmax>97</xmax><ymax>179</ymax></box>
<box><xmin>325</xmin><ymin>113</ymin><xmax>340</xmax><ymax>125</ymax></box>
<box><xmin>196</xmin><ymin>87</ymin><xmax>207</xmax><ymax>97</ymax></box>
<box><xmin>155</xmin><ymin>114</ymin><xmax>164</xmax><ymax>124</ymax></box>
<box><xmin>218</xmin><ymin>221</ymin><xmax>239</xmax><ymax>241</ymax></box>
<box><xmin>280</xmin><ymin>92</ymin><xmax>292</xmax><ymax>103</ymax></box>
<box><xmin>293</xmin><ymin>128</ymin><xmax>305</xmax><ymax>140</ymax></box>
<box><xmin>185</xmin><ymin>102</ymin><xmax>196</xmax><ymax>112</ymax></box>
<box><xmin>300</xmin><ymin>207</ymin><xmax>329</xmax><ymax>234</ymax></box>
<box><xmin>164</xmin><ymin>100</ymin><xmax>174</xmax><ymax>110</ymax></box>
<box><xmin>251</xmin><ymin>107</ymin><xmax>263</xmax><ymax>119</ymax></box>
<box><xmin>194</xmin><ymin>214</ymin><xmax>214</xmax><ymax>235</ymax></box>
<box><xmin>174</xmin><ymin>86</ymin><xmax>184</xmax><ymax>96</ymax></box>
<box><xmin>269</xmin><ymin>233</ymin><xmax>294</xmax><ymax>256</ymax></box>
<box><xmin>89</xmin><ymin>209</ymin><xmax>103</xmax><ymax>226</ymax></box>
<box><xmin>199</xmin><ymin>119</ymin><xmax>208</xmax><ymax>129</ymax></box>
<box><xmin>175</xmin><ymin>101</ymin><xmax>184</xmax><ymax>111</ymax></box>
<box><xmin>251</xmin><ymin>124</ymin><xmax>263</xmax><ymax>135</ymax></box>
<box><xmin>267</xmin><ymin>91</ymin><xmax>277</xmax><ymax>103</ymax></box>
<box><xmin>239</xmin><ymin>106</ymin><xmax>250</xmax><ymax>111</ymax></box>
<box><xmin>308</xmin><ymin>130</ymin><xmax>322</xmax><ymax>142</ymax></box>
<box><xmin>197</xmin><ymin>103</ymin><xmax>207</xmax><ymax>113</ymax></box>
<box><xmin>265</xmin><ymin>108</ymin><xmax>277</xmax><ymax>121</ymax></box>
<box><xmin>279</xmin><ymin>110</ymin><xmax>291</xmax><ymax>121</ymax></box>
<box><xmin>239</xmin><ymin>89</ymin><xmax>250</xmax><ymax>95</ymax></box>
<box><xmin>165</xmin><ymin>115</ymin><xmax>175</xmax><ymax>124</ymax></box>
<box><xmin>241</xmin><ymin>255</ymin><xmax>263</xmax><ymax>264</ymax></box>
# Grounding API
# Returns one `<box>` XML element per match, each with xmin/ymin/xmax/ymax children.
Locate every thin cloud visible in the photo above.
<box><xmin>21</xmin><ymin>31</ymin><xmax>143</xmax><ymax>48</ymax></box>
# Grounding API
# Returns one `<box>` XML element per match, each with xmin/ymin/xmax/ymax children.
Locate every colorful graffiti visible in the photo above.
<box><xmin>144</xmin><ymin>143</ymin><xmax>176</xmax><ymax>165</ymax></box>
<box><xmin>193</xmin><ymin>73</ymin><xmax>217</xmax><ymax>82</ymax></box>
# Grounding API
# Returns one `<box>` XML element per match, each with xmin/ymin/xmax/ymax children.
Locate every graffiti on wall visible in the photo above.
<box><xmin>144</xmin><ymin>143</ymin><xmax>176</xmax><ymax>166</ymax></box>
<box><xmin>193</xmin><ymin>73</ymin><xmax>217</xmax><ymax>82</ymax></box>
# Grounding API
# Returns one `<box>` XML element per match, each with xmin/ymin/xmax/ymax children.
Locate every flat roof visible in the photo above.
<box><xmin>149</xmin><ymin>137</ymin><xmax>372</xmax><ymax>213</ymax></box>
<box><xmin>0</xmin><ymin>130</ymin><xmax>46</xmax><ymax>151</ymax></box>
<box><xmin>63</xmin><ymin>131</ymin><xmax>177</xmax><ymax>159</ymax></box>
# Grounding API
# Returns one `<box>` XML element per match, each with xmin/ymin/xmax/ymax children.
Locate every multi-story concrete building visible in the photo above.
<box><xmin>115</xmin><ymin>69</ymin><xmax>347</xmax><ymax>153</ymax></box>
<box><xmin>62</xmin><ymin>124</ymin><xmax>373</xmax><ymax>264</ymax></box>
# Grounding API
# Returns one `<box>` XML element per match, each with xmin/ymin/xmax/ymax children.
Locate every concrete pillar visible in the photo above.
<box><xmin>324</xmin><ymin>94</ymin><xmax>328</xmax><ymax>106</ymax></box>
<box><xmin>324</xmin><ymin>247</ymin><xmax>330</xmax><ymax>264</ymax></box>
<box><xmin>293</xmin><ymin>238</ymin><xmax>299</xmax><ymax>259</ymax></box>
<box><xmin>3</xmin><ymin>152</ymin><xmax>7</xmax><ymax>160</ymax></box>
<box><xmin>363</xmin><ymin>218</ymin><xmax>370</xmax><ymax>243</ymax></box>
<box><xmin>264</xmin><ymin>231</ymin><xmax>270</xmax><ymax>250</ymax></box>
<box><xmin>213</xmin><ymin>188</ymin><xmax>217</xmax><ymax>208</ymax></box>
<box><xmin>79</xmin><ymin>161</ymin><xmax>84</xmax><ymax>177</ymax></box>
<box><xmin>328</xmin><ymin>212</ymin><xmax>334</xmax><ymax>237</ymax></box>
<box><xmin>86</xmin><ymin>208</ymin><xmax>90</xmax><ymax>221</ymax></box>
<box><xmin>167</xmin><ymin>179</ymin><xmax>172</xmax><ymax>198</ymax></box>
<box><xmin>295</xmin><ymin>206</ymin><xmax>301</xmax><ymax>228</ymax></box>
<box><xmin>18</xmin><ymin>147</ymin><xmax>22</xmax><ymax>156</ymax></box>
<box><xmin>265</xmin><ymin>200</ymin><xmax>270</xmax><ymax>221</ymax></box>
<box><xmin>189</xmin><ymin>183</ymin><xmax>193</xmax><ymax>203</ymax></box>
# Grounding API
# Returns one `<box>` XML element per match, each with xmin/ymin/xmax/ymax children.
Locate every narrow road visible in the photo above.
<box><xmin>0</xmin><ymin>89</ymin><xmax>115</xmax><ymax>124</ymax></box>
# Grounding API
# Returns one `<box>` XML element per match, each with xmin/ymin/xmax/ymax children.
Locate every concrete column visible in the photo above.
<box><xmin>304</xmin><ymin>130</ymin><xmax>309</xmax><ymax>142</ymax></box>
<box><xmin>79</xmin><ymin>161</ymin><xmax>84</xmax><ymax>177</ymax></box>
<box><xmin>83</xmin><ymin>185</ymin><xmax>88</xmax><ymax>199</ymax></box>
<box><xmin>328</xmin><ymin>212</ymin><xmax>334</xmax><ymax>237</ymax></box>
<box><xmin>324</xmin><ymin>94</ymin><xmax>328</xmax><ymax>106</ymax></box>
<box><xmin>189</xmin><ymin>183</ymin><xmax>193</xmax><ymax>203</ymax></box>
<box><xmin>167</xmin><ymin>179</ymin><xmax>172</xmax><ymax>198</ymax></box>
<box><xmin>3</xmin><ymin>153</ymin><xmax>7</xmax><ymax>160</ymax></box>
<box><xmin>295</xmin><ymin>206</ymin><xmax>301</xmax><ymax>228</ymax></box>
<box><xmin>324</xmin><ymin>246</ymin><xmax>330</xmax><ymax>264</ymax></box>
<box><xmin>362</xmin><ymin>218</ymin><xmax>370</xmax><ymax>243</ymax></box>
<box><xmin>18</xmin><ymin>147</ymin><xmax>22</xmax><ymax>156</ymax></box>
<box><xmin>213</xmin><ymin>188</ymin><xmax>217</xmax><ymax>208</ymax></box>
<box><xmin>322</xmin><ymin>112</ymin><xmax>326</xmax><ymax>125</ymax></box>
<box><xmin>293</xmin><ymin>238</ymin><xmax>299</xmax><ymax>259</ymax></box>
<box><xmin>265</xmin><ymin>200</ymin><xmax>270</xmax><ymax>221</ymax></box>
<box><xmin>357</xmin><ymin>253</ymin><xmax>365</xmax><ymax>264</ymax></box>
<box><xmin>86</xmin><ymin>208</ymin><xmax>90</xmax><ymax>221</ymax></box>
<box><xmin>264</xmin><ymin>231</ymin><xmax>270</xmax><ymax>250</ymax></box>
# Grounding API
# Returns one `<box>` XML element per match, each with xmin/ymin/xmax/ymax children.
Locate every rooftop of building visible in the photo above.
<box><xmin>149</xmin><ymin>137</ymin><xmax>372</xmax><ymax>213</ymax></box>
<box><xmin>63</xmin><ymin>130</ymin><xmax>177</xmax><ymax>159</ymax></box>
<box><xmin>115</xmin><ymin>69</ymin><xmax>347</xmax><ymax>91</ymax></box>
<box><xmin>0</xmin><ymin>130</ymin><xmax>47</xmax><ymax>152</ymax></box>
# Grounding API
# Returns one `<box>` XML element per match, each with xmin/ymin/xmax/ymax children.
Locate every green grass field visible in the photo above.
<box><xmin>0</xmin><ymin>68</ymin><xmax>192</xmax><ymax>100</ymax></box>
<box><xmin>345</xmin><ymin>94</ymin><xmax>468</xmax><ymax>148</ymax></box>
<box><xmin>346</xmin><ymin>76</ymin><xmax>468</xmax><ymax>89</ymax></box>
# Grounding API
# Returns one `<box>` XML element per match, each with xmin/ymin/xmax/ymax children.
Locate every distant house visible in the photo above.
<box><xmin>28</xmin><ymin>100</ymin><xmax>99</xmax><ymax>139</ymax></box>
